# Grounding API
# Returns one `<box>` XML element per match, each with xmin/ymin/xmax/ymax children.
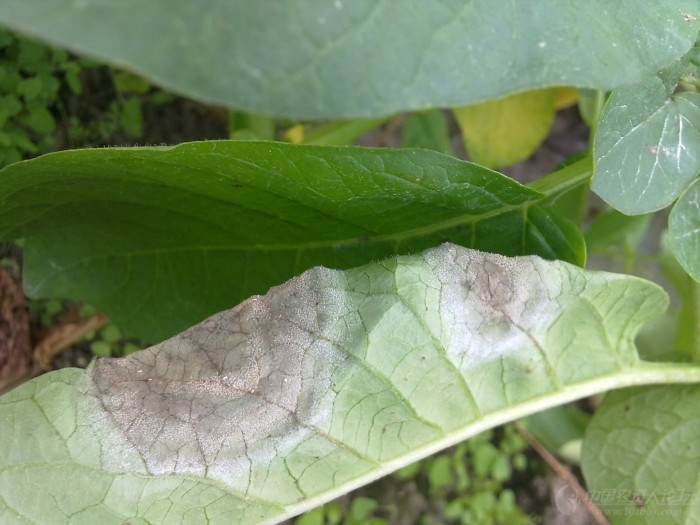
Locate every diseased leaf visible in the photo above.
<box><xmin>0</xmin><ymin>141</ymin><xmax>583</xmax><ymax>342</ymax></box>
<box><xmin>454</xmin><ymin>89</ymin><xmax>556</xmax><ymax>169</ymax></box>
<box><xmin>592</xmin><ymin>57</ymin><xmax>700</xmax><ymax>214</ymax></box>
<box><xmin>3</xmin><ymin>243</ymin><xmax>700</xmax><ymax>525</ymax></box>
<box><xmin>582</xmin><ymin>385</ymin><xmax>700</xmax><ymax>525</ymax></box>
<box><xmin>669</xmin><ymin>177</ymin><xmax>700</xmax><ymax>281</ymax></box>
<box><xmin>0</xmin><ymin>1</ymin><xmax>697</xmax><ymax>118</ymax></box>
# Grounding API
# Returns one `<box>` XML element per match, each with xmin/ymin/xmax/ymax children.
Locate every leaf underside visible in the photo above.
<box><xmin>0</xmin><ymin>244</ymin><xmax>673</xmax><ymax>524</ymax></box>
<box><xmin>582</xmin><ymin>384</ymin><xmax>700</xmax><ymax>525</ymax></box>
<box><xmin>0</xmin><ymin>1</ymin><xmax>697</xmax><ymax>118</ymax></box>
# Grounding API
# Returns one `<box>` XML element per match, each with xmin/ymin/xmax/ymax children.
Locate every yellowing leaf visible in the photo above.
<box><xmin>284</xmin><ymin>123</ymin><xmax>305</xmax><ymax>143</ymax></box>
<box><xmin>454</xmin><ymin>89</ymin><xmax>556</xmax><ymax>169</ymax></box>
<box><xmin>553</xmin><ymin>87</ymin><xmax>579</xmax><ymax>109</ymax></box>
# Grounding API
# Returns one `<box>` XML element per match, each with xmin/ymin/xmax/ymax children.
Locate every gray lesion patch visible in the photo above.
<box><xmin>87</xmin><ymin>266</ymin><xmax>350</xmax><ymax>491</ymax></box>
<box><xmin>86</xmin><ymin>243</ymin><xmax>568</xmax><ymax>498</ymax></box>
<box><xmin>419</xmin><ymin>245</ymin><xmax>556</xmax><ymax>369</ymax></box>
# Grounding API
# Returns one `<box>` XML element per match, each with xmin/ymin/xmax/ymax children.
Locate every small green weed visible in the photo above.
<box><xmin>0</xmin><ymin>29</ymin><xmax>175</xmax><ymax>167</ymax></box>
<box><xmin>404</xmin><ymin>427</ymin><xmax>532</xmax><ymax>525</ymax></box>
<box><xmin>0</xmin><ymin>27</ymin><xmax>82</xmax><ymax>166</ymax></box>
<box><xmin>297</xmin><ymin>426</ymin><xmax>533</xmax><ymax>525</ymax></box>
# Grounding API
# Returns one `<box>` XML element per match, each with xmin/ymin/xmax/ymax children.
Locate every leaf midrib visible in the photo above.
<box><xmin>34</xmin><ymin>200</ymin><xmax>541</xmax><ymax>261</ymax></box>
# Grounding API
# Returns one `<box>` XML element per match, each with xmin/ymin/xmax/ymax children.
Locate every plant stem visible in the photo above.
<box><xmin>687</xmin><ymin>280</ymin><xmax>700</xmax><ymax>363</ymax></box>
<box><xmin>631</xmin><ymin>361</ymin><xmax>700</xmax><ymax>383</ymax></box>
<box><xmin>514</xmin><ymin>422</ymin><xmax>611</xmax><ymax>525</ymax></box>
<box><xmin>526</xmin><ymin>156</ymin><xmax>592</xmax><ymax>198</ymax></box>
<box><xmin>587</xmin><ymin>90</ymin><xmax>607</xmax><ymax>146</ymax></box>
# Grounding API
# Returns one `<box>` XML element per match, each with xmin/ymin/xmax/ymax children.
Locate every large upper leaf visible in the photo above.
<box><xmin>4</xmin><ymin>243</ymin><xmax>699</xmax><ymax>525</ymax></box>
<box><xmin>582</xmin><ymin>385</ymin><xmax>700</xmax><ymax>524</ymax></box>
<box><xmin>0</xmin><ymin>1</ymin><xmax>698</xmax><ymax>118</ymax></box>
<box><xmin>0</xmin><ymin>141</ymin><xmax>583</xmax><ymax>342</ymax></box>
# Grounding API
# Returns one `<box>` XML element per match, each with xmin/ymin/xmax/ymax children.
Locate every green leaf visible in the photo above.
<box><xmin>585</xmin><ymin>209</ymin><xmax>651</xmax><ymax>255</ymax></box>
<box><xmin>0</xmin><ymin>27</ymin><xmax>13</xmax><ymax>47</ymax></box>
<box><xmin>660</xmin><ymin>247</ymin><xmax>700</xmax><ymax>359</ymax></box>
<box><xmin>454</xmin><ymin>89</ymin><xmax>556</xmax><ymax>169</ymax></box>
<box><xmin>113</xmin><ymin>70</ymin><xmax>152</xmax><ymax>95</ymax></box>
<box><xmin>0</xmin><ymin>141</ymin><xmax>584</xmax><ymax>342</ymax></box>
<box><xmin>17</xmin><ymin>75</ymin><xmax>44</xmax><ymax>102</ymax></box>
<box><xmin>676</xmin><ymin>278</ymin><xmax>700</xmax><ymax>359</ymax></box>
<box><xmin>118</xmin><ymin>97</ymin><xmax>143</xmax><ymax>138</ymax></box>
<box><xmin>401</xmin><ymin>110</ymin><xmax>453</xmax><ymax>155</ymax></box>
<box><xmin>21</xmin><ymin>106</ymin><xmax>56</xmax><ymax>134</ymax></box>
<box><xmin>0</xmin><ymin>1</ymin><xmax>697</xmax><ymax>118</ymax></box>
<box><xmin>582</xmin><ymin>385</ymin><xmax>700</xmax><ymax>525</ymax></box>
<box><xmin>0</xmin><ymin>94</ymin><xmax>23</xmax><ymax>124</ymax></box>
<box><xmin>0</xmin><ymin>145</ymin><xmax>22</xmax><ymax>168</ymax></box>
<box><xmin>3</xmin><ymin>243</ymin><xmax>698</xmax><ymax>525</ymax></box>
<box><xmin>523</xmin><ymin>406</ymin><xmax>588</xmax><ymax>457</ymax></box>
<box><xmin>3</xmin><ymin>128</ymin><xmax>37</xmax><ymax>153</ymax></box>
<box><xmin>669</xmin><ymin>177</ymin><xmax>700</xmax><ymax>281</ymax></box>
<box><xmin>350</xmin><ymin>497</ymin><xmax>378</xmax><ymax>522</ymax></box>
<box><xmin>592</xmin><ymin>60</ymin><xmax>700</xmax><ymax>214</ymax></box>
<box><xmin>578</xmin><ymin>89</ymin><xmax>607</xmax><ymax>129</ymax></box>
<box><xmin>527</xmin><ymin>156</ymin><xmax>593</xmax><ymax>228</ymax></box>
<box><xmin>63</xmin><ymin>68</ymin><xmax>82</xmax><ymax>95</ymax></box>
<box><xmin>229</xmin><ymin>111</ymin><xmax>276</xmax><ymax>141</ymax></box>
<box><xmin>300</xmin><ymin>118</ymin><xmax>389</xmax><ymax>146</ymax></box>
